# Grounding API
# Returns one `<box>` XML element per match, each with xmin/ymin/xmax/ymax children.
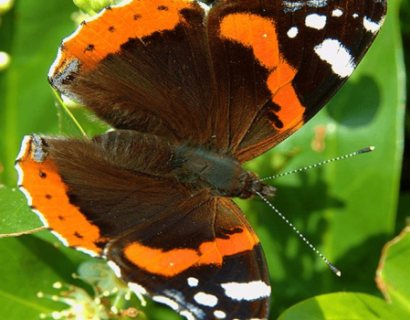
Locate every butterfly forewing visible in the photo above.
<box><xmin>49</xmin><ymin>0</ymin><xmax>214</xmax><ymax>143</ymax></box>
<box><xmin>207</xmin><ymin>0</ymin><xmax>387</xmax><ymax>162</ymax></box>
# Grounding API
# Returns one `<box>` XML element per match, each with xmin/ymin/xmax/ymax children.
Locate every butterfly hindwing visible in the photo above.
<box><xmin>107</xmin><ymin>197</ymin><xmax>270</xmax><ymax>320</ymax></box>
<box><xmin>16</xmin><ymin>133</ymin><xmax>270</xmax><ymax>320</ymax></box>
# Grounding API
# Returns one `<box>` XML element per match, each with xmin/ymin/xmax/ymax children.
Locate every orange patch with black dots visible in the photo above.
<box><xmin>124</xmin><ymin>226</ymin><xmax>260</xmax><ymax>277</ymax></box>
<box><xmin>219</xmin><ymin>13</ymin><xmax>305</xmax><ymax>131</ymax></box>
<box><xmin>51</xmin><ymin>0</ymin><xmax>196</xmax><ymax>74</ymax></box>
<box><xmin>16</xmin><ymin>136</ymin><xmax>102</xmax><ymax>256</ymax></box>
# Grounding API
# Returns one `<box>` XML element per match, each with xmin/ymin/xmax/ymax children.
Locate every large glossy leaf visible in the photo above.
<box><xmin>376</xmin><ymin>226</ymin><xmax>410</xmax><ymax>313</ymax></box>
<box><xmin>278</xmin><ymin>228</ymin><xmax>410</xmax><ymax>320</ymax></box>
<box><xmin>0</xmin><ymin>231</ymin><xmax>91</xmax><ymax>320</ymax></box>
<box><xmin>0</xmin><ymin>186</ymin><xmax>42</xmax><ymax>235</ymax></box>
<box><xmin>277</xmin><ymin>292</ymin><xmax>409</xmax><ymax>320</ymax></box>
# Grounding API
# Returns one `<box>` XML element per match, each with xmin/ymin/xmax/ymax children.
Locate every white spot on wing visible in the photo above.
<box><xmin>128</xmin><ymin>282</ymin><xmax>147</xmax><ymax>307</ymax></box>
<box><xmin>363</xmin><ymin>16</ymin><xmax>383</xmax><ymax>33</ymax></box>
<box><xmin>187</xmin><ymin>277</ymin><xmax>199</xmax><ymax>287</ymax></box>
<box><xmin>214</xmin><ymin>310</ymin><xmax>226</xmax><ymax>319</ymax></box>
<box><xmin>305</xmin><ymin>13</ymin><xmax>327</xmax><ymax>30</ymax></box>
<box><xmin>332</xmin><ymin>9</ymin><xmax>343</xmax><ymax>17</ymax></box>
<box><xmin>221</xmin><ymin>281</ymin><xmax>271</xmax><ymax>301</ymax></box>
<box><xmin>107</xmin><ymin>261</ymin><xmax>122</xmax><ymax>278</ymax></box>
<box><xmin>314</xmin><ymin>38</ymin><xmax>356</xmax><ymax>78</ymax></box>
<box><xmin>128</xmin><ymin>282</ymin><xmax>147</xmax><ymax>295</ymax></box>
<box><xmin>283</xmin><ymin>0</ymin><xmax>327</xmax><ymax>13</ymax></box>
<box><xmin>307</xmin><ymin>0</ymin><xmax>327</xmax><ymax>7</ymax></box>
<box><xmin>193</xmin><ymin>292</ymin><xmax>218</xmax><ymax>307</ymax></box>
<box><xmin>287</xmin><ymin>26</ymin><xmax>298</xmax><ymax>38</ymax></box>
<box><xmin>353</xmin><ymin>13</ymin><xmax>359</xmax><ymax>18</ymax></box>
<box><xmin>282</xmin><ymin>1</ymin><xmax>304</xmax><ymax>13</ymax></box>
<box><xmin>153</xmin><ymin>296</ymin><xmax>179</xmax><ymax>310</ymax></box>
<box><xmin>164</xmin><ymin>289</ymin><xmax>206</xmax><ymax>319</ymax></box>
<box><xmin>180</xmin><ymin>310</ymin><xmax>195</xmax><ymax>320</ymax></box>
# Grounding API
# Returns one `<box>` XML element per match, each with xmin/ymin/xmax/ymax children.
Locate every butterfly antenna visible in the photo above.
<box><xmin>256</xmin><ymin>192</ymin><xmax>342</xmax><ymax>276</ymax></box>
<box><xmin>260</xmin><ymin>146</ymin><xmax>374</xmax><ymax>181</ymax></box>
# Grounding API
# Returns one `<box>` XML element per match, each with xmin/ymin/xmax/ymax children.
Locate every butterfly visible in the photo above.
<box><xmin>15</xmin><ymin>0</ymin><xmax>387</xmax><ymax>319</ymax></box>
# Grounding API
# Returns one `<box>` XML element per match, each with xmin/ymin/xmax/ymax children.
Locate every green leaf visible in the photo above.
<box><xmin>0</xmin><ymin>186</ymin><xmax>42</xmax><ymax>235</ymax></box>
<box><xmin>396</xmin><ymin>192</ymin><xmax>410</xmax><ymax>233</ymax></box>
<box><xmin>52</xmin><ymin>89</ymin><xmax>88</xmax><ymax>138</ymax></box>
<box><xmin>52</xmin><ymin>90</ymin><xmax>110</xmax><ymax>138</ymax></box>
<box><xmin>73</xmin><ymin>0</ymin><xmax>115</xmax><ymax>15</ymax></box>
<box><xmin>376</xmin><ymin>226</ymin><xmax>410</xmax><ymax>314</ymax></box>
<box><xmin>0</xmin><ymin>231</ymin><xmax>90</xmax><ymax>320</ymax></box>
<box><xmin>278</xmin><ymin>292</ymin><xmax>409</xmax><ymax>320</ymax></box>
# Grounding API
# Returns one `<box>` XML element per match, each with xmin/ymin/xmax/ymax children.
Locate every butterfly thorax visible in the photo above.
<box><xmin>172</xmin><ymin>144</ymin><xmax>276</xmax><ymax>199</ymax></box>
<box><xmin>92</xmin><ymin>130</ymin><xmax>276</xmax><ymax>199</ymax></box>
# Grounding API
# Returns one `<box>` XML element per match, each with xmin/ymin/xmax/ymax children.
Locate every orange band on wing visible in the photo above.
<box><xmin>272</xmin><ymin>82</ymin><xmax>305</xmax><ymax>131</ymax></box>
<box><xmin>220</xmin><ymin>13</ymin><xmax>305</xmax><ymax>131</ymax></box>
<box><xmin>220</xmin><ymin>13</ymin><xmax>279</xmax><ymax>68</ymax></box>
<box><xmin>53</xmin><ymin>0</ymin><xmax>195</xmax><ymax>73</ymax></box>
<box><xmin>124</xmin><ymin>227</ymin><xmax>259</xmax><ymax>277</ymax></box>
<box><xmin>16</xmin><ymin>137</ymin><xmax>102</xmax><ymax>255</ymax></box>
<box><xmin>267</xmin><ymin>63</ymin><xmax>305</xmax><ymax>128</ymax></box>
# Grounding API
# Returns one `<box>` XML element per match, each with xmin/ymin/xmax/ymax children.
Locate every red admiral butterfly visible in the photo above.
<box><xmin>15</xmin><ymin>0</ymin><xmax>387</xmax><ymax>319</ymax></box>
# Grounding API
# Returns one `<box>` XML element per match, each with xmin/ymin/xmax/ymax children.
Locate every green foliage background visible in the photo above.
<box><xmin>0</xmin><ymin>0</ymin><xmax>408</xmax><ymax>319</ymax></box>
